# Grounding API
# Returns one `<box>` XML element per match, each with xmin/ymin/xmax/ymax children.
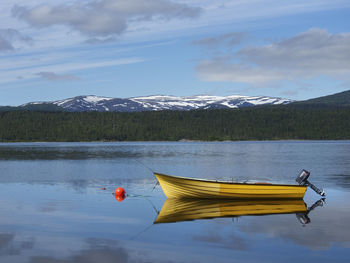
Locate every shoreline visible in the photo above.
<box><xmin>1</xmin><ymin>139</ymin><xmax>350</xmax><ymax>144</ymax></box>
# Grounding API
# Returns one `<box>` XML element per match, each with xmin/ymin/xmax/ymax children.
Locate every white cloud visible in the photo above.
<box><xmin>197</xmin><ymin>58</ymin><xmax>282</xmax><ymax>83</ymax></box>
<box><xmin>36</xmin><ymin>72</ymin><xmax>79</xmax><ymax>81</ymax></box>
<box><xmin>196</xmin><ymin>28</ymin><xmax>350</xmax><ymax>85</ymax></box>
<box><xmin>0</xmin><ymin>28</ymin><xmax>33</xmax><ymax>52</ymax></box>
<box><xmin>0</xmin><ymin>0</ymin><xmax>348</xmax><ymax>49</ymax></box>
<box><xmin>0</xmin><ymin>36</ymin><xmax>13</xmax><ymax>51</ymax></box>
<box><xmin>238</xmin><ymin>28</ymin><xmax>350</xmax><ymax>74</ymax></box>
<box><xmin>12</xmin><ymin>0</ymin><xmax>202</xmax><ymax>37</ymax></box>
<box><xmin>0</xmin><ymin>54</ymin><xmax>145</xmax><ymax>85</ymax></box>
<box><xmin>0</xmin><ymin>1</ymin><xmax>347</xmax><ymax>52</ymax></box>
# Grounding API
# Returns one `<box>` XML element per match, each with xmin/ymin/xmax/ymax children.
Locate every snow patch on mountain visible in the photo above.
<box><xmin>83</xmin><ymin>95</ymin><xmax>113</xmax><ymax>103</ymax></box>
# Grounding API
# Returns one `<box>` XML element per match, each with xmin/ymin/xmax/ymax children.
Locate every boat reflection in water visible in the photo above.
<box><xmin>154</xmin><ymin>198</ymin><xmax>325</xmax><ymax>225</ymax></box>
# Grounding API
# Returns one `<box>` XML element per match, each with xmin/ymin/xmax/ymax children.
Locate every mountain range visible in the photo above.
<box><xmin>7</xmin><ymin>94</ymin><xmax>292</xmax><ymax>112</ymax></box>
<box><xmin>1</xmin><ymin>90</ymin><xmax>349</xmax><ymax>112</ymax></box>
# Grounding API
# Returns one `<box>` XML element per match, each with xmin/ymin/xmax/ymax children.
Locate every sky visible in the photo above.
<box><xmin>0</xmin><ymin>0</ymin><xmax>350</xmax><ymax>106</ymax></box>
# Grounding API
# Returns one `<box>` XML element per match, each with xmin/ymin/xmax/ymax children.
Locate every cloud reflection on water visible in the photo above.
<box><xmin>29</xmin><ymin>247</ymin><xmax>129</xmax><ymax>263</ymax></box>
<box><xmin>0</xmin><ymin>233</ymin><xmax>34</xmax><ymax>256</ymax></box>
<box><xmin>193</xmin><ymin>229</ymin><xmax>249</xmax><ymax>250</ymax></box>
<box><xmin>237</xmin><ymin>202</ymin><xmax>350</xmax><ymax>250</ymax></box>
<box><xmin>28</xmin><ymin>237</ymin><xmax>190</xmax><ymax>263</ymax></box>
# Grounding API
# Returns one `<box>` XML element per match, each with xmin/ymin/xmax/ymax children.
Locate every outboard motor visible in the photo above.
<box><xmin>296</xmin><ymin>170</ymin><xmax>325</xmax><ymax>196</ymax></box>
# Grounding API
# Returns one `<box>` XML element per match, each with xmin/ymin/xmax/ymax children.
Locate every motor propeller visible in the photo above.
<box><xmin>296</xmin><ymin>170</ymin><xmax>325</xmax><ymax>196</ymax></box>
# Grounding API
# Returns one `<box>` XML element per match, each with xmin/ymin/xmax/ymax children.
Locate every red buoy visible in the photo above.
<box><xmin>115</xmin><ymin>187</ymin><xmax>125</xmax><ymax>197</ymax></box>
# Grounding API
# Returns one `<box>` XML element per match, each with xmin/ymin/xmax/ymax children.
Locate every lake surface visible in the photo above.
<box><xmin>0</xmin><ymin>141</ymin><xmax>349</xmax><ymax>263</ymax></box>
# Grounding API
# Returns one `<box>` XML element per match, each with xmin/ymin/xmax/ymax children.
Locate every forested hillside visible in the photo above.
<box><xmin>0</xmin><ymin>107</ymin><xmax>349</xmax><ymax>142</ymax></box>
<box><xmin>291</xmin><ymin>90</ymin><xmax>350</xmax><ymax>107</ymax></box>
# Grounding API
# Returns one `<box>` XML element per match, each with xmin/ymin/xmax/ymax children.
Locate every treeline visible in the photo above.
<box><xmin>0</xmin><ymin>107</ymin><xmax>350</xmax><ymax>142</ymax></box>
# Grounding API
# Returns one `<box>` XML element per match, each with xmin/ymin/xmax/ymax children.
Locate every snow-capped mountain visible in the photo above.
<box><xmin>22</xmin><ymin>95</ymin><xmax>293</xmax><ymax>112</ymax></box>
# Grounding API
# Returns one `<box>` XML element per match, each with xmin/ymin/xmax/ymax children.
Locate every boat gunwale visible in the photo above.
<box><xmin>154</xmin><ymin>172</ymin><xmax>306</xmax><ymax>188</ymax></box>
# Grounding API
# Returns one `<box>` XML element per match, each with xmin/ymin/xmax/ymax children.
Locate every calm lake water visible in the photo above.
<box><xmin>0</xmin><ymin>141</ymin><xmax>349</xmax><ymax>263</ymax></box>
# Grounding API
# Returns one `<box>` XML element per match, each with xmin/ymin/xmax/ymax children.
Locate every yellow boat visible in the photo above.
<box><xmin>154</xmin><ymin>172</ymin><xmax>307</xmax><ymax>199</ymax></box>
<box><xmin>154</xmin><ymin>198</ymin><xmax>307</xmax><ymax>224</ymax></box>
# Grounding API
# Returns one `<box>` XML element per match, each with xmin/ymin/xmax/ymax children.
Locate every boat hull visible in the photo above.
<box><xmin>154</xmin><ymin>172</ymin><xmax>307</xmax><ymax>199</ymax></box>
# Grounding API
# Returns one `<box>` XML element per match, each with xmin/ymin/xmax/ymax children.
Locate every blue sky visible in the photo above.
<box><xmin>0</xmin><ymin>0</ymin><xmax>350</xmax><ymax>105</ymax></box>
